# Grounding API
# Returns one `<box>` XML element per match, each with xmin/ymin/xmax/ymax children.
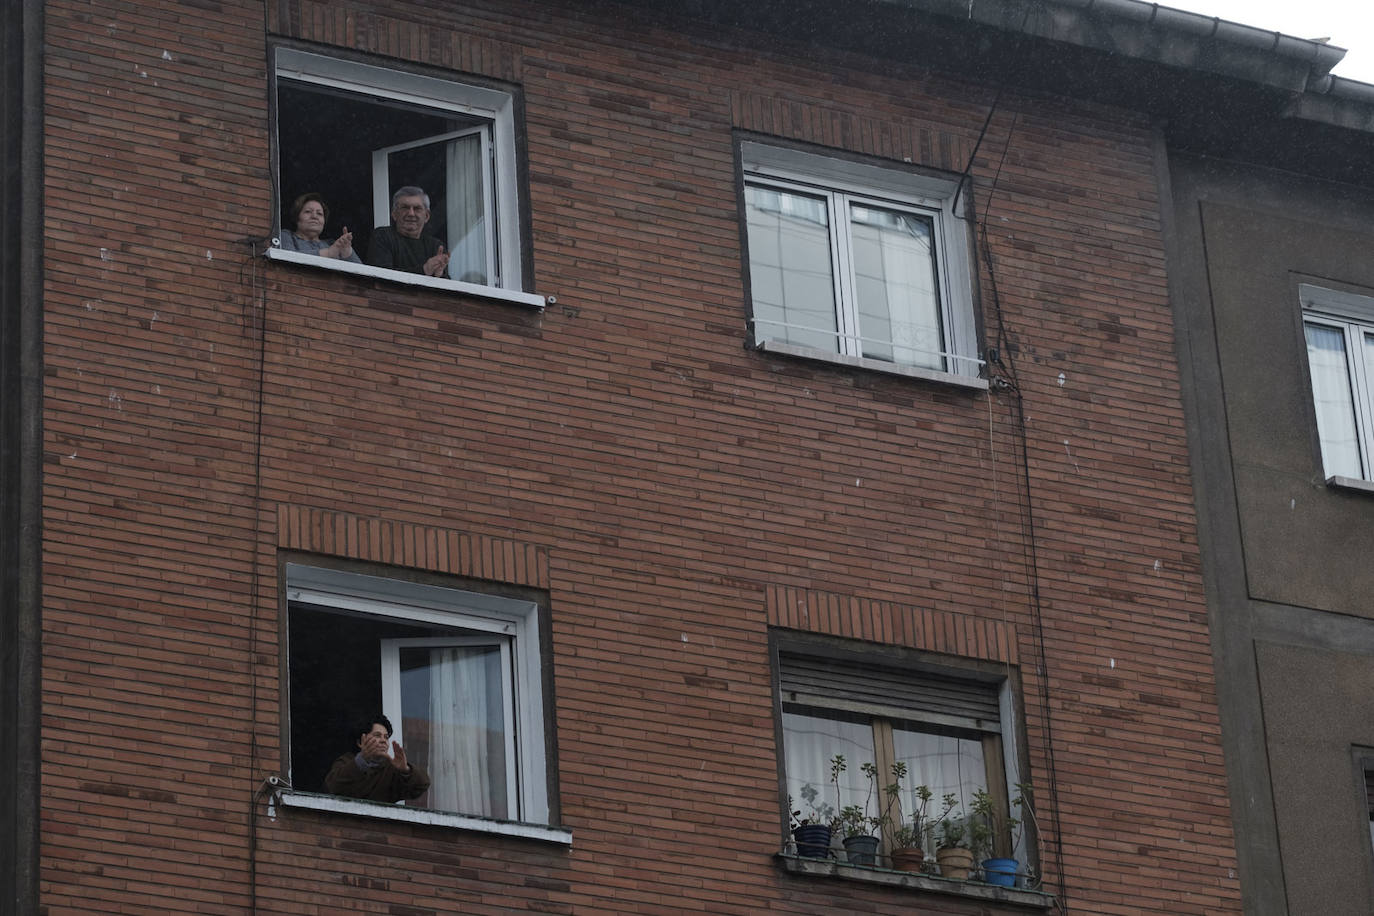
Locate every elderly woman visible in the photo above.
<box><xmin>279</xmin><ymin>193</ymin><xmax>361</xmax><ymax>263</ymax></box>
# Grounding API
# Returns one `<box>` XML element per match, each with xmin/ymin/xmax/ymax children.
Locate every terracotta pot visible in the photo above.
<box><xmin>890</xmin><ymin>847</ymin><xmax>925</xmax><ymax>872</ymax></box>
<box><xmin>936</xmin><ymin>846</ymin><xmax>975</xmax><ymax>880</ymax></box>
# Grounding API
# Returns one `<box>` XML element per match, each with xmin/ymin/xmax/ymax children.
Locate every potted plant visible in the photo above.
<box><xmin>886</xmin><ymin>769</ymin><xmax>951</xmax><ymax>873</ymax></box>
<box><xmin>788</xmin><ymin>782</ymin><xmax>835</xmax><ymax>858</ymax></box>
<box><xmin>832</xmin><ymin>759</ymin><xmax>889</xmax><ymax>866</ymax></box>
<box><xmin>934</xmin><ymin>795</ymin><xmax>975</xmax><ymax>880</ymax></box>
<box><xmin>970</xmin><ymin>785</ymin><xmax>1031</xmax><ymax>887</ymax></box>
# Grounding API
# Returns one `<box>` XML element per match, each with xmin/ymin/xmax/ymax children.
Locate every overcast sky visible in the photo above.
<box><xmin>1158</xmin><ymin>0</ymin><xmax>1374</xmax><ymax>84</ymax></box>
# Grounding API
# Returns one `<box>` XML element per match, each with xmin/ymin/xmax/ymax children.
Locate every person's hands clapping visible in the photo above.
<box><xmin>424</xmin><ymin>244</ymin><xmax>450</xmax><ymax>278</ymax></box>
<box><xmin>359</xmin><ymin>730</ymin><xmax>391</xmax><ymax>763</ymax></box>
<box><xmin>322</xmin><ymin>227</ymin><xmax>354</xmax><ymax>260</ymax></box>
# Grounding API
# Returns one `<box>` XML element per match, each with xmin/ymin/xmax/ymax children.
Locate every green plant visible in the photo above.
<box><xmin>891</xmin><ymin>780</ymin><xmax>949</xmax><ymax>851</ymax></box>
<box><xmin>828</xmin><ymin>754</ymin><xmax>847</xmax><ymax>828</ymax></box>
<box><xmin>935</xmin><ymin>794</ymin><xmax>968</xmax><ymax>851</ymax></box>
<box><xmin>833</xmin><ymin>760</ymin><xmax>891</xmax><ymax>839</ymax></box>
<box><xmin>970</xmin><ymin>785</ymin><xmax>1031</xmax><ymax>861</ymax></box>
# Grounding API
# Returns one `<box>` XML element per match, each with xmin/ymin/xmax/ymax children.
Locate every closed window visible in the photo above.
<box><xmin>1301</xmin><ymin>284</ymin><xmax>1374</xmax><ymax>482</ymax></box>
<box><xmin>741</xmin><ymin>142</ymin><xmax>981</xmax><ymax>383</ymax></box>
<box><xmin>777</xmin><ymin>647</ymin><xmax>1026</xmax><ymax>863</ymax></box>
<box><xmin>271</xmin><ymin>48</ymin><xmax>528</xmax><ymax>295</ymax></box>
<box><xmin>285</xmin><ymin>564</ymin><xmax>550</xmax><ymax>825</ymax></box>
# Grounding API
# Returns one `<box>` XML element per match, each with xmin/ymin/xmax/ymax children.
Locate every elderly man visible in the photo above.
<box><xmin>324</xmin><ymin>714</ymin><xmax>431</xmax><ymax>803</ymax></box>
<box><xmin>366</xmin><ymin>186</ymin><xmax>450</xmax><ymax>278</ymax></box>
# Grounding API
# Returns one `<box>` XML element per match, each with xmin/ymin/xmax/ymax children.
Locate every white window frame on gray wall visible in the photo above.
<box><xmin>269</xmin><ymin>48</ymin><xmax>543</xmax><ymax>309</ymax></box>
<box><xmin>740</xmin><ymin>141</ymin><xmax>983</xmax><ymax>388</ymax></box>
<box><xmin>1300</xmin><ymin>284</ymin><xmax>1374</xmax><ymax>486</ymax></box>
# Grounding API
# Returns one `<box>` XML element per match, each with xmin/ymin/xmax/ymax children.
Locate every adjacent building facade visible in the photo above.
<box><xmin>3</xmin><ymin>0</ymin><xmax>1372</xmax><ymax>913</ymax></box>
<box><xmin>1164</xmin><ymin>78</ymin><xmax>1374</xmax><ymax>914</ymax></box>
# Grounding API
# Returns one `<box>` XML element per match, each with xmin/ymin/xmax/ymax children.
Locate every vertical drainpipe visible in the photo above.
<box><xmin>0</xmin><ymin>0</ymin><xmax>44</xmax><ymax>912</ymax></box>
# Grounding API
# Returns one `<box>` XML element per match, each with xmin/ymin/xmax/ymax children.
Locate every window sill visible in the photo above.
<box><xmin>776</xmin><ymin>854</ymin><xmax>1053</xmax><ymax>910</ymax></box>
<box><xmin>274</xmin><ymin>788</ymin><xmax>572</xmax><ymax>846</ymax></box>
<box><xmin>264</xmin><ymin>247</ymin><xmax>547</xmax><ymax>310</ymax></box>
<box><xmin>756</xmin><ymin>339</ymin><xmax>988</xmax><ymax>390</ymax></box>
<box><xmin>1327</xmin><ymin>476</ymin><xmax>1374</xmax><ymax>496</ymax></box>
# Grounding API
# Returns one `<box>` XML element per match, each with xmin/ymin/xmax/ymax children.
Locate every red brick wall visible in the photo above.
<box><xmin>41</xmin><ymin>0</ymin><xmax>1239</xmax><ymax>912</ymax></box>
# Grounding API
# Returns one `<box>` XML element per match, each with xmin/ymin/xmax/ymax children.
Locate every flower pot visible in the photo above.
<box><xmin>935</xmin><ymin>846</ymin><xmax>974</xmax><ymax>880</ymax></box>
<box><xmin>982</xmin><ymin>857</ymin><xmax>1018</xmax><ymax>887</ymax></box>
<box><xmin>842</xmin><ymin>834</ymin><xmax>880</xmax><ymax>866</ymax></box>
<box><xmin>889</xmin><ymin>847</ymin><xmax>925</xmax><ymax>872</ymax></box>
<box><xmin>791</xmin><ymin>824</ymin><xmax>833</xmax><ymax>858</ymax></box>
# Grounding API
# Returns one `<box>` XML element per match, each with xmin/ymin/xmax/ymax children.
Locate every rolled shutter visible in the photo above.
<box><xmin>780</xmin><ymin>653</ymin><xmax>1001</xmax><ymax>733</ymax></box>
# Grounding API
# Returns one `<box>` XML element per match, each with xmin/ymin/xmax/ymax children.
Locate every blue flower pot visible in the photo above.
<box><xmin>982</xmin><ymin>857</ymin><xmax>1019</xmax><ymax>886</ymax></box>
<box><xmin>792</xmin><ymin>824</ymin><xmax>833</xmax><ymax>858</ymax></box>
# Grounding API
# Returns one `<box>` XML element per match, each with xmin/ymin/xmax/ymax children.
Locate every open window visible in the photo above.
<box><xmin>270</xmin><ymin>48</ymin><xmax>530</xmax><ymax>296</ymax></box>
<box><xmin>284</xmin><ymin>563</ymin><xmax>551</xmax><ymax>826</ymax></box>
<box><xmin>740</xmin><ymin>141</ymin><xmax>982</xmax><ymax>385</ymax></box>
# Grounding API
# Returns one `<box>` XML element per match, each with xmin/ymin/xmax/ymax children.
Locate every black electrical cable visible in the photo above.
<box><xmin>244</xmin><ymin>239</ymin><xmax>271</xmax><ymax>916</ymax></box>
<box><xmin>952</xmin><ymin>2</ymin><xmax>1071</xmax><ymax>908</ymax></box>
<box><xmin>974</xmin><ymin>110</ymin><xmax>1072</xmax><ymax>916</ymax></box>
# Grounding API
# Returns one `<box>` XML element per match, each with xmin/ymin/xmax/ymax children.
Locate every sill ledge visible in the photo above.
<box><xmin>1328</xmin><ymin>476</ymin><xmax>1374</xmax><ymax>497</ymax></box>
<box><xmin>776</xmin><ymin>853</ymin><xmax>1053</xmax><ymax>910</ymax></box>
<box><xmin>275</xmin><ymin>788</ymin><xmax>572</xmax><ymax>845</ymax></box>
<box><xmin>756</xmin><ymin>340</ymin><xmax>989</xmax><ymax>390</ymax></box>
<box><xmin>264</xmin><ymin>247</ymin><xmax>547</xmax><ymax>310</ymax></box>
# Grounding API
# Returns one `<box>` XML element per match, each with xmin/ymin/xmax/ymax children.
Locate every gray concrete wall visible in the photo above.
<box><xmin>1165</xmin><ymin>152</ymin><xmax>1374</xmax><ymax>916</ymax></box>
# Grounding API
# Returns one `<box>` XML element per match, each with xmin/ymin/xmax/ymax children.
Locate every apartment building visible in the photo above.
<box><xmin>5</xmin><ymin>0</ymin><xmax>1369</xmax><ymax>913</ymax></box>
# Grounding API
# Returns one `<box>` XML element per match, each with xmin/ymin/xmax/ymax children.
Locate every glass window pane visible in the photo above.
<box><xmin>1306</xmin><ymin>322</ymin><xmax>1363</xmax><ymax>478</ymax></box>
<box><xmin>782</xmin><ymin>708</ymin><xmax>874</xmax><ymax>825</ymax></box>
<box><xmin>746</xmin><ymin>185</ymin><xmax>840</xmax><ymax>354</ymax></box>
<box><xmin>892</xmin><ymin>724</ymin><xmax>986</xmax><ymax>836</ymax></box>
<box><xmin>399</xmin><ymin>644</ymin><xmax>508</xmax><ymax>818</ymax></box>
<box><xmin>849</xmin><ymin>203</ymin><xmax>943</xmax><ymax>369</ymax></box>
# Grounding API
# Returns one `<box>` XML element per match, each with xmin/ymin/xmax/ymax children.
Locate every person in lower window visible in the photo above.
<box><xmin>279</xmin><ymin>193</ymin><xmax>361</xmax><ymax>263</ymax></box>
<box><xmin>324</xmin><ymin>714</ymin><xmax>431</xmax><ymax>803</ymax></box>
<box><xmin>366</xmin><ymin>186</ymin><xmax>450</xmax><ymax>277</ymax></box>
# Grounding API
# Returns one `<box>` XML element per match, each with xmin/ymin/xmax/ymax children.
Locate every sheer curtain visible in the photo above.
<box><xmin>782</xmin><ymin>709</ymin><xmax>874</xmax><ymax>821</ymax></box>
<box><xmin>446</xmin><ymin>133</ymin><xmax>489</xmax><ymax>285</ymax></box>
<box><xmin>419</xmin><ymin>645</ymin><xmax>506</xmax><ymax>817</ymax></box>
<box><xmin>1305</xmin><ymin>322</ymin><xmax>1363</xmax><ymax>478</ymax></box>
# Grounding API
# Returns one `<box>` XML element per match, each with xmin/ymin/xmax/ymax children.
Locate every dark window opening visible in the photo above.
<box><xmin>277</xmin><ymin>81</ymin><xmax>481</xmax><ymax>264</ymax></box>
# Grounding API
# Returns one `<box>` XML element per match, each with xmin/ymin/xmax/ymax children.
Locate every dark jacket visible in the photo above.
<box><xmin>324</xmin><ymin>751</ymin><xmax>431</xmax><ymax>803</ymax></box>
<box><xmin>366</xmin><ymin>227</ymin><xmax>443</xmax><ymax>274</ymax></box>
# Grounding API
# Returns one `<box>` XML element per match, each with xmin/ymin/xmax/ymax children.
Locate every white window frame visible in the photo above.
<box><xmin>282</xmin><ymin>563</ymin><xmax>553</xmax><ymax>831</ymax></box>
<box><xmin>380</xmin><ymin>634</ymin><xmax>519</xmax><ymax>817</ymax></box>
<box><xmin>741</xmin><ymin>141</ymin><xmax>984</xmax><ymax>388</ymax></box>
<box><xmin>268</xmin><ymin>48</ymin><xmax>543</xmax><ymax>310</ymax></box>
<box><xmin>1300</xmin><ymin>283</ymin><xmax>1374</xmax><ymax>487</ymax></box>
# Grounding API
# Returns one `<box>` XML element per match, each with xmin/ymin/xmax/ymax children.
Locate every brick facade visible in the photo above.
<box><xmin>39</xmin><ymin>0</ymin><xmax>1239</xmax><ymax>912</ymax></box>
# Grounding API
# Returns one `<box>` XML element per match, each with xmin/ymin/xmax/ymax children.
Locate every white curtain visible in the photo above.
<box><xmin>782</xmin><ymin>710</ymin><xmax>874</xmax><ymax>821</ymax></box>
<box><xmin>892</xmin><ymin>726</ymin><xmax>985</xmax><ymax>845</ymax></box>
<box><xmin>427</xmin><ymin>646</ymin><xmax>496</xmax><ymax>816</ymax></box>
<box><xmin>1305</xmin><ymin>322</ymin><xmax>1363</xmax><ymax>478</ymax></box>
<box><xmin>447</xmin><ymin>133</ymin><xmax>488</xmax><ymax>284</ymax></box>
